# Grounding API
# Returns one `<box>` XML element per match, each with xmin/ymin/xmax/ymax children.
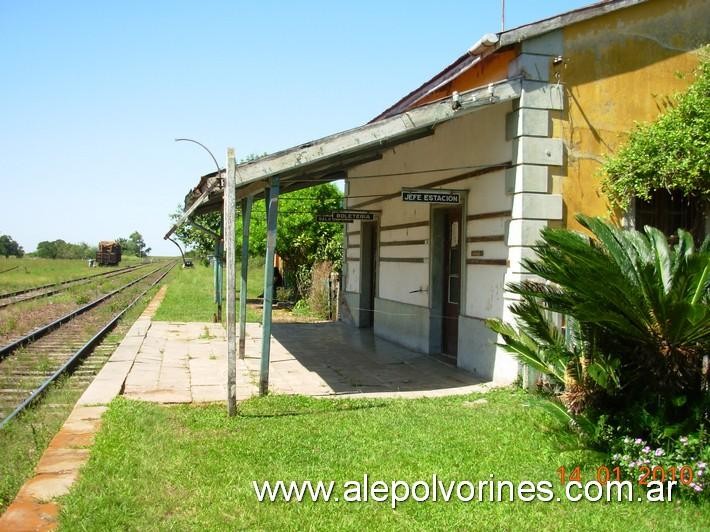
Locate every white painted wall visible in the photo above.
<box><xmin>345</xmin><ymin>102</ymin><xmax>513</xmax><ymax>319</ymax></box>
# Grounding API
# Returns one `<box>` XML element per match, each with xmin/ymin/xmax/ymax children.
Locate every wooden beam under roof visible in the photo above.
<box><xmin>231</xmin><ymin>78</ymin><xmax>522</xmax><ymax>186</ymax></box>
<box><xmin>167</xmin><ymin>77</ymin><xmax>524</xmax><ymax>232</ymax></box>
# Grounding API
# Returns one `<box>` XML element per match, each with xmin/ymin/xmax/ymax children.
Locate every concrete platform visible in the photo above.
<box><xmin>122</xmin><ymin>321</ymin><xmax>488</xmax><ymax>403</ymax></box>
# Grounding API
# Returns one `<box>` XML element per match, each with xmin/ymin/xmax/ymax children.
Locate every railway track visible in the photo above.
<box><xmin>0</xmin><ymin>266</ymin><xmax>19</xmax><ymax>275</ymax></box>
<box><xmin>0</xmin><ymin>261</ymin><xmax>176</xmax><ymax>429</ymax></box>
<box><xmin>0</xmin><ymin>262</ymin><xmax>150</xmax><ymax>309</ymax></box>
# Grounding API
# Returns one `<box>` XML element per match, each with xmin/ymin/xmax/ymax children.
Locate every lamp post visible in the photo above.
<box><xmin>175</xmin><ymin>138</ymin><xmax>225</xmax><ymax>321</ymax></box>
<box><xmin>175</xmin><ymin>138</ymin><xmax>222</xmax><ymax>177</ymax></box>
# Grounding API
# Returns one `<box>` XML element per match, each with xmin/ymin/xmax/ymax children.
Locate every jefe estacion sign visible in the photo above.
<box><xmin>401</xmin><ymin>189</ymin><xmax>461</xmax><ymax>204</ymax></box>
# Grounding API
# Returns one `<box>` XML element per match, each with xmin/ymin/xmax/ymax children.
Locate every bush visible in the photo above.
<box><xmin>291</xmin><ymin>262</ymin><xmax>336</xmax><ymax>320</ymax></box>
<box><xmin>307</xmin><ymin>262</ymin><xmax>333</xmax><ymax>319</ymax></box>
<box><xmin>487</xmin><ymin>215</ymin><xmax>710</xmax><ymax>448</ymax></box>
<box><xmin>602</xmin><ymin>52</ymin><xmax>710</xmax><ymax>211</ymax></box>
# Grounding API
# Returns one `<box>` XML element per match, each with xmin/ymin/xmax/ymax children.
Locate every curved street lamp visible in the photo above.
<box><xmin>174</xmin><ymin>137</ymin><xmax>222</xmax><ymax>177</ymax></box>
<box><xmin>174</xmin><ymin>138</ymin><xmax>225</xmax><ymax>321</ymax></box>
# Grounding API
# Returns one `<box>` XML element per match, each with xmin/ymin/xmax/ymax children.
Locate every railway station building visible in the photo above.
<box><xmin>170</xmin><ymin>0</ymin><xmax>709</xmax><ymax>389</ymax></box>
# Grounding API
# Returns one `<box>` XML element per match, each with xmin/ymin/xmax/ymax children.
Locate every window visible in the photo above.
<box><xmin>634</xmin><ymin>190</ymin><xmax>706</xmax><ymax>243</ymax></box>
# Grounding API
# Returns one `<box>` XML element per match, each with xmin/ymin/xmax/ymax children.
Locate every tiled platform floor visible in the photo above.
<box><xmin>122</xmin><ymin>321</ymin><xmax>487</xmax><ymax>403</ymax></box>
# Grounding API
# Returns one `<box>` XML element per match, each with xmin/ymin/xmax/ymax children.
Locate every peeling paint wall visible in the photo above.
<box><xmin>416</xmin><ymin>49</ymin><xmax>518</xmax><ymax>108</ymax></box>
<box><xmin>555</xmin><ymin>0</ymin><xmax>709</xmax><ymax>230</ymax></box>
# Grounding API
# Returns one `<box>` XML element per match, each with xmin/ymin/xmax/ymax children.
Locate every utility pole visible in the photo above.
<box><xmin>501</xmin><ymin>0</ymin><xmax>505</xmax><ymax>32</ymax></box>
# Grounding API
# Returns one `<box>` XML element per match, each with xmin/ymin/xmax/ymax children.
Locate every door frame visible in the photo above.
<box><xmin>359</xmin><ymin>220</ymin><xmax>378</xmax><ymax>328</ymax></box>
<box><xmin>428</xmin><ymin>198</ymin><xmax>467</xmax><ymax>359</ymax></box>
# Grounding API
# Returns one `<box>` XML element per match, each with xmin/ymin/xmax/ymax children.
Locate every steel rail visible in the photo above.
<box><xmin>0</xmin><ymin>261</ymin><xmax>176</xmax><ymax>430</ymax></box>
<box><xmin>0</xmin><ymin>266</ymin><xmax>19</xmax><ymax>275</ymax></box>
<box><xmin>0</xmin><ymin>263</ymin><xmax>153</xmax><ymax>310</ymax></box>
<box><xmin>0</xmin><ymin>263</ymin><xmax>147</xmax><ymax>300</ymax></box>
<box><xmin>0</xmin><ymin>263</ymin><xmax>169</xmax><ymax>361</ymax></box>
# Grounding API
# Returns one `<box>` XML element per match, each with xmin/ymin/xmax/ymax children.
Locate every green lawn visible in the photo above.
<box><xmin>153</xmin><ymin>260</ymin><xmax>264</xmax><ymax>322</ymax></box>
<box><xmin>58</xmin><ymin>391</ymin><xmax>708</xmax><ymax>530</ymax></box>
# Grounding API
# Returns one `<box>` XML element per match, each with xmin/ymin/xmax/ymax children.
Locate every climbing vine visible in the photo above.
<box><xmin>601</xmin><ymin>50</ymin><xmax>709</xmax><ymax>211</ymax></box>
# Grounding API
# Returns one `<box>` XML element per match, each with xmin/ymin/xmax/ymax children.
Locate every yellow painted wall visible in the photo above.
<box><xmin>554</xmin><ymin>0</ymin><xmax>709</xmax><ymax>231</ymax></box>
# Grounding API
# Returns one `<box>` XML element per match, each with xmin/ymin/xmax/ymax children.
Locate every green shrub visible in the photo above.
<box><xmin>487</xmin><ymin>215</ymin><xmax>710</xmax><ymax>447</ymax></box>
<box><xmin>602</xmin><ymin>52</ymin><xmax>710</xmax><ymax>211</ymax></box>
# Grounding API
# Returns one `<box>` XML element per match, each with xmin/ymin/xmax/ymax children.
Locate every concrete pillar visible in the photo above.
<box><xmin>494</xmin><ymin>30</ymin><xmax>565</xmax><ymax>386</ymax></box>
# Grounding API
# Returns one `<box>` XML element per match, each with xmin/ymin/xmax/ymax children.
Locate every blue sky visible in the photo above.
<box><xmin>0</xmin><ymin>0</ymin><xmax>591</xmax><ymax>256</ymax></box>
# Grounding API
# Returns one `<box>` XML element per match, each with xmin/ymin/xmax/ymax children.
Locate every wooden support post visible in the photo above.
<box><xmin>238</xmin><ymin>196</ymin><xmax>252</xmax><ymax>359</ymax></box>
<box><xmin>259</xmin><ymin>176</ymin><xmax>280</xmax><ymax>396</ymax></box>
<box><xmin>224</xmin><ymin>148</ymin><xmax>237</xmax><ymax>415</ymax></box>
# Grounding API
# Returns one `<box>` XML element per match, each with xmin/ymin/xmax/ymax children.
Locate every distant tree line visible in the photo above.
<box><xmin>0</xmin><ymin>234</ymin><xmax>24</xmax><ymax>258</ymax></box>
<box><xmin>30</xmin><ymin>232</ymin><xmax>151</xmax><ymax>260</ymax></box>
<box><xmin>34</xmin><ymin>240</ymin><xmax>96</xmax><ymax>259</ymax></box>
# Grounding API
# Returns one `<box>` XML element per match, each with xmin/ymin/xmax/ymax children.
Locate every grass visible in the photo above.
<box><xmin>0</xmin><ymin>376</ymin><xmax>82</xmax><ymax>512</ymax></box>
<box><xmin>153</xmin><ymin>260</ymin><xmax>264</xmax><ymax>322</ymax></box>
<box><xmin>0</xmin><ymin>257</ymin><xmax>144</xmax><ymax>293</ymax></box>
<box><xmin>58</xmin><ymin>390</ymin><xmax>708</xmax><ymax>531</ymax></box>
<box><xmin>0</xmin><ymin>284</ymin><xmax>162</xmax><ymax>513</ymax></box>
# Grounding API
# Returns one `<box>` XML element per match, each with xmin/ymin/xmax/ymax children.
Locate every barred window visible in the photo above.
<box><xmin>634</xmin><ymin>190</ymin><xmax>706</xmax><ymax>243</ymax></box>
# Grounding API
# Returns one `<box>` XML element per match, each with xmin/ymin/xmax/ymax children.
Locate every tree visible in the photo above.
<box><xmin>128</xmin><ymin>231</ymin><xmax>150</xmax><ymax>257</ymax></box>
<box><xmin>487</xmin><ymin>215</ymin><xmax>710</xmax><ymax>444</ymax></box>
<box><xmin>117</xmin><ymin>232</ymin><xmax>150</xmax><ymax>257</ymax></box>
<box><xmin>35</xmin><ymin>239</ymin><xmax>94</xmax><ymax>259</ymax></box>
<box><xmin>171</xmin><ymin>183</ymin><xmax>344</xmax><ymax>290</ymax></box>
<box><xmin>170</xmin><ymin>209</ymin><xmax>222</xmax><ymax>261</ymax></box>
<box><xmin>235</xmin><ymin>183</ymin><xmax>343</xmax><ymax>291</ymax></box>
<box><xmin>35</xmin><ymin>240</ymin><xmax>60</xmax><ymax>258</ymax></box>
<box><xmin>0</xmin><ymin>234</ymin><xmax>24</xmax><ymax>258</ymax></box>
<box><xmin>602</xmin><ymin>52</ymin><xmax>710</xmax><ymax>211</ymax></box>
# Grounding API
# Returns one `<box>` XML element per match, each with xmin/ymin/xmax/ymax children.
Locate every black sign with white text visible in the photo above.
<box><xmin>316</xmin><ymin>214</ymin><xmax>353</xmax><ymax>224</ymax></box>
<box><xmin>328</xmin><ymin>211</ymin><xmax>377</xmax><ymax>222</ymax></box>
<box><xmin>401</xmin><ymin>189</ymin><xmax>461</xmax><ymax>204</ymax></box>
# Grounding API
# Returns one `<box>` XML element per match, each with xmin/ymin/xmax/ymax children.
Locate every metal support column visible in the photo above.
<box><xmin>259</xmin><ymin>176</ymin><xmax>280</xmax><ymax>396</ymax></box>
<box><xmin>214</xmin><ymin>236</ymin><xmax>224</xmax><ymax>322</ymax></box>
<box><xmin>239</xmin><ymin>196</ymin><xmax>253</xmax><ymax>359</ymax></box>
<box><xmin>224</xmin><ymin>148</ymin><xmax>237</xmax><ymax>415</ymax></box>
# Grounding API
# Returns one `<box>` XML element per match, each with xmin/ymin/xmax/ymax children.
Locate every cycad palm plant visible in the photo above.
<box><xmin>488</xmin><ymin>215</ymin><xmax>710</xmax><ymax>441</ymax></box>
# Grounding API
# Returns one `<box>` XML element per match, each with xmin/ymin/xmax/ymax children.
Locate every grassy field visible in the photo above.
<box><xmin>153</xmin><ymin>260</ymin><xmax>264</xmax><ymax>322</ymax></box>
<box><xmin>0</xmin><ymin>257</ymin><xmax>145</xmax><ymax>293</ymax></box>
<box><xmin>58</xmin><ymin>391</ymin><xmax>708</xmax><ymax>531</ymax></box>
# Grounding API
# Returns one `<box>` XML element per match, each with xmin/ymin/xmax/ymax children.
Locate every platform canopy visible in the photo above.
<box><xmin>164</xmin><ymin>77</ymin><xmax>523</xmax><ymax>239</ymax></box>
<box><xmin>163</xmin><ymin>76</ymin><xmax>526</xmax><ymax>412</ymax></box>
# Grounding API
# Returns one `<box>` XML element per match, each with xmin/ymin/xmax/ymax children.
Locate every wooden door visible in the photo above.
<box><xmin>442</xmin><ymin>208</ymin><xmax>461</xmax><ymax>359</ymax></box>
<box><xmin>359</xmin><ymin>222</ymin><xmax>377</xmax><ymax>328</ymax></box>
